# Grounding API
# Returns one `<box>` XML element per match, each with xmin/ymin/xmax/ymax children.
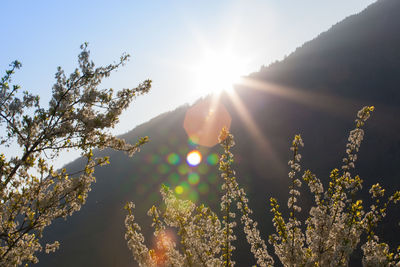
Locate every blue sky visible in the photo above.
<box><xmin>1</xmin><ymin>0</ymin><xmax>376</xmax><ymax>166</ymax></box>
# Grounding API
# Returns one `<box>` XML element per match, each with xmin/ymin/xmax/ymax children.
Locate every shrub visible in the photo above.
<box><xmin>0</xmin><ymin>44</ymin><xmax>151</xmax><ymax>266</ymax></box>
<box><xmin>125</xmin><ymin>106</ymin><xmax>400</xmax><ymax>266</ymax></box>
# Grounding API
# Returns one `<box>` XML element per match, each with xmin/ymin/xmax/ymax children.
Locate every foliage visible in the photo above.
<box><xmin>0</xmin><ymin>44</ymin><xmax>151</xmax><ymax>266</ymax></box>
<box><xmin>125</xmin><ymin>106</ymin><xmax>400</xmax><ymax>266</ymax></box>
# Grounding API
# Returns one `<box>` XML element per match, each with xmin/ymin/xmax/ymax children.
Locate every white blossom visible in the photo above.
<box><xmin>0</xmin><ymin>44</ymin><xmax>151</xmax><ymax>266</ymax></box>
<box><xmin>124</xmin><ymin>108</ymin><xmax>399</xmax><ymax>267</ymax></box>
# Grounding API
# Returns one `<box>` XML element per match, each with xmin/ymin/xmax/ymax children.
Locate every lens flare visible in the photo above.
<box><xmin>157</xmin><ymin>163</ymin><xmax>170</xmax><ymax>174</ymax></box>
<box><xmin>175</xmin><ymin>185</ymin><xmax>184</xmax><ymax>195</ymax></box>
<box><xmin>183</xmin><ymin>98</ymin><xmax>231</xmax><ymax>147</ymax></box>
<box><xmin>208</xmin><ymin>173</ymin><xmax>218</xmax><ymax>184</ymax></box>
<box><xmin>178</xmin><ymin>164</ymin><xmax>190</xmax><ymax>175</ymax></box>
<box><xmin>207</xmin><ymin>153</ymin><xmax>219</xmax><ymax>165</ymax></box>
<box><xmin>152</xmin><ymin>230</ymin><xmax>175</xmax><ymax>266</ymax></box>
<box><xmin>167</xmin><ymin>153</ymin><xmax>180</xmax><ymax>165</ymax></box>
<box><xmin>179</xmin><ymin>146</ymin><xmax>189</xmax><ymax>155</ymax></box>
<box><xmin>188</xmin><ymin>173</ymin><xmax>200</xmax><ymax>185</ymax></box>
<box><xmin>186</xmin><ymin>150</ymin><xmax>202</xmax><ymax>166</ymax></box>
<box><xmin>188</xmin><ymin>191</ymin><xmax>199</xmax><ymax>202</ymax></box>
<box><xmin>168</xmin><ymin>173</ymin><xmax>180</xmax><ymax>184</ymax></box>
<box><xmin>198</xmin><ymin>182</ymin><xmax>210</xmax><ymax>194</ymax></box>
<box><xmin>188</xmin><ymin>135</ymin><xmax>200</xmax><ymax>146</ymax></box>
<box><xmin>180</xmin><ymin>182</ymin><xmax>190</xmax><ymax>194</ymax></box>
<box><xmin>198</xmin><ymin>164</ymin><xmax>209</xmax><ymax>174</ymax></box>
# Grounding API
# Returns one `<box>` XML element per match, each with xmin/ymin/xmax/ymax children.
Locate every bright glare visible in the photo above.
<box><xmin>175</xmin><ymin>185</ymin><xmax>184</xmax><ymax>194</ymax></box>
<box><xmin>194</xmin><ymin>49</ymin><xmax>248</xmax><ymax>94</ymax></box>
<box><xmin>187</xmin><ymin>150</ymin><xmax>202</xmax><ymax>166</ymax></box>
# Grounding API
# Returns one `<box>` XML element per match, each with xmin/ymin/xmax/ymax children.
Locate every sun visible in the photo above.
<box><xmin>193</xmin><ymin>48</ymin><xmax>248</xmax><ymax>95</ymax></box>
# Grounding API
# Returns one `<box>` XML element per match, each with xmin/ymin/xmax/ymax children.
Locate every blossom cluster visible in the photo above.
<box><xmin>269</xmin><ymin>134</ymin><xmax>305</xmax><ymax>266</ymax></box>
<box><xmin>124</xmin><ymin>185</ymin><xmax>224</xmax><ymax>266</ymax></box>
<box><xmin>0</xmin><ymin>44</ymin><xmax>151</xmax><ymax>266</ymax></box>
<box><xmin>269</xmin><ymin>106</ymin><xmax>399</xmax><ymax>266</ymax></box>
<box><xmin>218</xmin><ymin>128</ymin><xmax>274</xmax><ymax>267</ymax></box>
<box><xmin>126</xmin><ymin>106</ymin><xmax>399</xmax><ymax>267</ymax></box>
<box><xmin>124</xmin><ymin>128</ymin><xmax>275</xmax><ymax>267</ymax></box>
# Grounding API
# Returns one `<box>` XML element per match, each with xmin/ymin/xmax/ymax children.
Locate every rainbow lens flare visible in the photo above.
<box><xmin>188</xmin><ymin>191</ymin><xmax>199</xmax><ymax>202</ymax></box>
<box><xmin>168</xmin><ymin>173</ymin><xmax>180</xmax><ymax>184</ymax></box>
<box><xmin>167</xmin><ymin>153</ymin><xmax>180</xmax><ymax>165</ymax></box>
<box><xmin>188</xmin><ymin>172</ymin><xmax>200</xmax><ymax>185</ymax></box>
<box><xmin>207</xmin><ymin>153</ymin><xmax>219</xmax><ymax>165</ymax></box>
<box><xmin>178</xmin><ymin>164</ymin><xmax>190</xmax><ymax>175</ymax></box>
<box><xmin>186</xmin><ymin>150</ymin><xmax>202</xmax><ymax>166</ymax></box>
<box><xmin>183</xmin><ymin>98</ymin><xmax>232</xmax><ymax>147</ymax></box>
<box><xmin>175</xmin><ymin>185</ymin><xmax>184</xmax><ymax>195</ymax></box>
<box><xmin>198</xmin><ymin>164</ymin><xmax>209</xmax><ymax>174</ymax></box>
<box><xmin>198</xmin><ymin>182</ymin><xmax>210</xmax><ymax>194</ymax></box>
<box><xmin>188</xmin><ymin>135</ymin><xmax>200</xmax><ymax>146</ymax></box>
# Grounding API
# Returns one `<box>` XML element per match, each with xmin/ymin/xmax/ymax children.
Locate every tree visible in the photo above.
<box><xmin>0</xmin><ymin>43</ymin><xmax>151</xmax><ymax>266</ymax></box>
<box><xmin>124</xmin><ymin>106</ymin><xmax>400</xmax><ymax>266</ymax></box>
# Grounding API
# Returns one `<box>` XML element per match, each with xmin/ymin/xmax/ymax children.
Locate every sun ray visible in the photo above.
<box><xmin>239</xmin><ymin>77</ymin><xmax>366</xmax><ymax>119</ymax></box>
<box><xmin>193</xmin><ymin>50</ymin><xmax>249</xmax><ymax>95</ymax></box>
<box><xmin>237</xmin><ymin>77</ymin><xmax>400</xmax><ymax>140</ymax></box>
<box><xmin>225</xmin><ymin>89</ymin><xmax>286</xmax><ymax>174</ymax></box>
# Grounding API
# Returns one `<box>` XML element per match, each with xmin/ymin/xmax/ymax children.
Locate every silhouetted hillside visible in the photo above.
<box><xmin>38</xmin><ymin>0</ymin><xmax>400</xmax><ymax>266</ymax></box>
<box><xmin>256</xmin><ymin>0</ymin><xmax>400</xmax><ymax>106</ymax></box>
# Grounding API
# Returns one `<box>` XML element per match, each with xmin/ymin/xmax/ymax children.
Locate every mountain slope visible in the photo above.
<box><xmin>39</xmin><ymin>0</ymin><xmax>400</xmax><ymax>266</ymax></box>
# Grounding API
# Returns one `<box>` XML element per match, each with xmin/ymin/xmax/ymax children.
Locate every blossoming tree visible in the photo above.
<box><xmin>124</xmin><ymin>106</ymin><xmax>400</xmax><ymax>266</ymax></box>
<box><xmin>0</xmin><ymin>44</ymin><xmax>151</xmax><ymax>266</ymax></box>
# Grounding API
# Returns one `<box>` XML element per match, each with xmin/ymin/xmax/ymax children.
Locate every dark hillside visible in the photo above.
<box><xmin>39</xmin><ymin>0</ymin><xmax>400</xmax><ymax>266</ymax></box>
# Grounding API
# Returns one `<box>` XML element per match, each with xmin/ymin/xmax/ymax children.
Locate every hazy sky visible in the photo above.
<box><xmin>1</xmin><ymin>0</ymin><xmax>376</xmax><ymax>166</ymax></box>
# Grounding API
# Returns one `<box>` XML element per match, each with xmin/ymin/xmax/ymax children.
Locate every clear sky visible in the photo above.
<box><xmin>1</xmin><ymin>0</ymin><xmax>376</xmax><ymax>167</ymax></box>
